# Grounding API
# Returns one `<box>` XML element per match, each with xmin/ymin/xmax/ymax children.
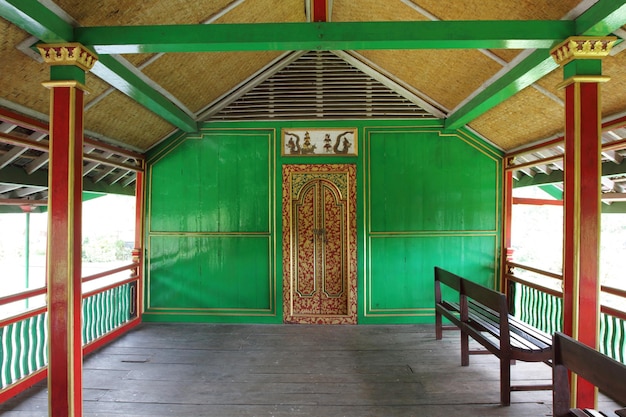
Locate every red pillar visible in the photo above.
<box><xmin>133</xmin><ymin>170</ymin><xmax>145</xmax><ymax>315</ymax></box>
<box><xmin>501</xmin><ymin>167</ymin><xmax>514</xmax><ymax>294</ymax></box>
<box><xmin>37</xmin><ymin>43</ymin><xmax>98</xmax><ymax>417</ymax></box>
<box><xmin>550</xmin><ymin>36</ymin><xmax>615</xmax><ymax>409</ymax></box>
<box><xmin>311</xmin><ymin>0</ymin><xmax>329</xmax><ymax>22</ymax></box>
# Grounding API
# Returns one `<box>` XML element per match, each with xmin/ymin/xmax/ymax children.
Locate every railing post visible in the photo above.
<box><xmin>505</xmin><ymin>248</ymin><xmax>516</xmax><ymax>315</ymax></box>
<box><xmin>501</xmin><ymin>165</ymin><xmax>514</xmax><ymax>312</ymax></box>
<box><xmin>133</xmin><ymin>169</ymin><xmax>145</xmax><ymax>317</ymax></box>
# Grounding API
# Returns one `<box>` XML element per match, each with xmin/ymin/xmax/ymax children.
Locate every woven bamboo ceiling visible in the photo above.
<box><xmin>1</xmin><ymin>0</ymin><xmax>626</xmax><ymax>210</ymax></box>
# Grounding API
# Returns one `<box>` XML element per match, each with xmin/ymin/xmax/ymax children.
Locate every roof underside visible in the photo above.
<box><xmin>1</xmin><ymin>0</ymin><xmax>626</xmax><ymax>211</ymax></box>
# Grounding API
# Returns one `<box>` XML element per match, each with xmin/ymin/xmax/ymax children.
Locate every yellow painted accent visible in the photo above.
<box><xmin>42</xmin><ymin>80</ymin><xmax>91</xmax><ymax>93</ymax></box>
<box><xmin>571</xmin><ymin>82</ymin><xmax>582</xmax><ymax>341</ymax></box>
<box><xmin>46</xmin><ymin>84</ymin><xmax>54</xmax><ymax>417</ymax></box>
<box><xmin>556</xmin><ymin>75</ymin><xmax>610</xmax><ymax>90</ymax></box>
<box><xmin>64</xmin><ymin>85</ymin><xmax>83</xmax><ymax>415</ymax></box>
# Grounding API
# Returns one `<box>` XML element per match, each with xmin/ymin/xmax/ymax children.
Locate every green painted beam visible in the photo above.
<box><xmin>0</xmin><ymin>0</ymin><xmax>197</xmax><ymax>133</ymax></box>
<box><xmin>576</xmin><ymin>1</ymin><xmax>626</xmax><ymax>35</ymax></box>
<box><xmin>0</xmin><ymin>166</ymin><xmax>136</xmax><ymax>196</ymax></box>
<box><xmin>0</xmin><ymin>0</ymin><xmax>71</xmax><ymax>42</ymax></box>
<box><xmin>445</xmin><ymin>0</ymin><xmax>626</xmax><ymax>131</ymax></box>
<box><xmin>538</xmin><ymin>184</ymin><xmax>563</xmax><ymax>200</ymax></box>
<box><xmin>601</xmin><ymin>157</ymin><xmax>626</xmax><ymax>177</ymax></box>
<box><xmin>513</xmin><ymin>158</ymin><xmax>626</xmax><ymax>189</ymax></box>
<box><xmin>514</xmin><ymin>170</ymin><xmax>564</xmax><ymax>188</ymax></box>
<box><xmin>600</xmin><ymin>202</ymin><xmax>626</xmax><ymax>214</ymax></box>
<box><xmin>75</xmin><ymin>21</ymin><xmax>573</xmax><ymax>54</ymax></box>
<box><xmin>0</xmin><ymin>166</ymin><xmax>48</xmax><ymax>188</ymax></box>
<box><xmin>445</xmin><ymin>50</ymin><xmax>557</xmax><ymax>131</ymax></box>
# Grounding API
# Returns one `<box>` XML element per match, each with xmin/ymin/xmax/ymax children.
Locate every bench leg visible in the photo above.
<box><xmin>461</xmin><ymin>330</ymin><xmax>469</xmax><ymax>366</ymax></box>
<box><xmin>435</xmin><ymin>312</ymin><xmax>442</xmax><ymax>340</ymax></box>
<box><xmin>500</xmin><ymin>356</ymin><xmax>511</xmax><ymax>406</ymax></box>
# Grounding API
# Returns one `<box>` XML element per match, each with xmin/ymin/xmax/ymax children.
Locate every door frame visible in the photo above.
<box><xmin>281</xmin><ymin>164</ymin><xmax>358</xmax><ymax>324</ymax></box>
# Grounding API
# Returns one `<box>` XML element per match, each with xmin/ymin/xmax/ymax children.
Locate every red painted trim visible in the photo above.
<box><xmin>134</xmin><ymin>172</ymin><xmax>144</xmax><ymax>249</ymax></box>
<box><xmin>501</xmin><ymin>171</ymin><xmax>513</xmax><ymax>295</ymax></box>
<box><xmin>512</xmin><ymin>197</ymin><xmax>563</xmax><ymax>206</ymax></box>
<box><xmin>0</xmin><ymin>106</ymin><xmax>145</xmax><ymax>161</ymax></box>
<box><xmin>0</xmin><ymin>287</ymin><xmax>47</xmax><ymax>307</ymax></box>
<box><xmin>562</xmin><ymin>82</ymin><xmax>575</xmax><ymax>339</ymax></box>
<box><xmin>0</xmin><ymin>306</ymin><xmax>47</xmax><ymax>328</ymax></box>
<box><xmin>602</xmin><ymin>305</ymin><xmax>626</xmax><ymax>321</ymax></box>
<box><xmin>82</xmin><ymin>317</ymin><xmax>141</xmax><ymax>356</ymax></box>
<box><xmin>73</xmin><ymin>88</ymin><xmax>85</xmax><ymax>417</ymax></box>
<box><xmin>0</xmin><ymin>368</ymin><xmax>47</xmax><ymax>404</ymax></box>
<box><xmin>0</xmin><ymin>107</ymin><xmax>48</xmax><ymax>133</ymax></box>
<box><xmin>576</xmin><ymin>82</ymin><xmax>600</xmax><ymax>349</ymax></box>
<box><xmin>506</xmin><ymin>137</ymin><xmax>565</xmax><ymax>161</ymax></box>
<box><xmin>83</xmin><ymin>137</ymin><xmax>144</xmax><ymax>161</ymax></box>
<box><xmin>0</xmin><ymin>316</ymin><xmax>141</xmax><ymax>404</ymax></box>
<box><xmin>82</xmin><ymin>276</ymin><xmax>139</xmax><ymax>299</ymax></box>
<box><xmin>81</xmin><ymin>263</ymin><xmax>137</xmax><ymax>283</ymax></box>
<box><xmin>602</xmin><ymin>114</ymin><xmax>626</xmax><ymax>131</ymax></box>
<box><xmin>134</xmin><ymin>171</ymin><xmax>145</xmax><ymax>317</ymax></box>
<box><xmin>312</xmin><ymin>0</ymin><xmax>327</xmax><ymax>22</ymax></box>
<box><xmin>504</xmin><ymin>113</ymin><xmax>626</xmax><ymax>170</ymax></box>
<box><xmin>0</xmin><ymin>198</ymin><xmax>47</xmax><ymax>207</ymax></box>
<box><xmin>601</xmin><ymin>285</ymin><xmax>626</xmax><ymax>299</ymax></box>
<box><xmin>0</xmin><ymin>131</ymin><xmax>49</xmax><ymax>151</ymax></box>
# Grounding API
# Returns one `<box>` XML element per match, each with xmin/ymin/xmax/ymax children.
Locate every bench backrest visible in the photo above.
<box><xmin>553</xmin><ymin>332</ymin><xmax>626</xmax><ymax>416</ymax></box>
<box><xmin>434</xmin><ymin>267</ymin><xmax>462</xmax><ymax>293</ymax></box>
<box><xmin>461</xmin><ymin>277</ymin><xmax>508</xmax><ymax>316</ymax></box>
<box><xmin>434</xmin><ymin>267</ymin><xmax>508</xmax><ymax>316</ymax></box>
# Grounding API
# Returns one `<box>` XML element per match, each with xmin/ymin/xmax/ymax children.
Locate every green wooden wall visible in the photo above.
<box><xmin>144</xmin><ymin>121</ymin><xmax>502</xmax><ymax>324</ymax></box>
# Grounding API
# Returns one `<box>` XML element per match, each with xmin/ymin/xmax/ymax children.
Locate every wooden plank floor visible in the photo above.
<box><xmin>0</xmin><ymin>323</ymin><xmax>622</xmax><ymax>416</ymax></box>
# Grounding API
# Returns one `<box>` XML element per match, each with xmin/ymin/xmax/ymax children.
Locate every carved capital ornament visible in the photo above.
<box><xmin>550</xmin><ymin>36</ymin><xmax>616</xmax><ymax>67</ymax></box>
<box><xmin>37</xmin><ymin>43</ymin><xmax>98</xmax><ymax>71</ymax></box>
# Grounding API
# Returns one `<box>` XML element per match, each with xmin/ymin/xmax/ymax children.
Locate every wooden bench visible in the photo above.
<box><xmin>434</xmin><ymin>266</ymin><xmax>553</xmax><ymax>406</ymax></box>
<box><xmin>553</xmin><ymin>332</ymin><xmax>626</xmax><ymax>417</ymax></box>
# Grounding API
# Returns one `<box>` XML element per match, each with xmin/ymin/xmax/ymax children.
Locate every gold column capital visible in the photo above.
<box><xmin>36</xmin><ymin>42</ymin><xmax>98</xmax><ymax>71</ymax></box>
<box><xmin>550</xmin><ymin>36</ymin><xmax>616</xmax><ymax>67</ymax></box>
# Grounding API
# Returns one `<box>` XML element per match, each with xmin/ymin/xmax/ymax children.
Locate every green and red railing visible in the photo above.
<box><xmin>0</xmin><ymin>258</ymin><xmax>141</xmax><ymax>402</ymax></box>
<box><xmin>505</xmin><ymin>260</ymin><xmax>626</xmax><ymax>364</ymax></box>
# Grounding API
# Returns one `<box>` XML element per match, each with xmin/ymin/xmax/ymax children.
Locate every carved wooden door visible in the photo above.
<box><xmin>282</xmin><ymin>164</ymin><xmax>357</xmax><ymax>324</ymax></box>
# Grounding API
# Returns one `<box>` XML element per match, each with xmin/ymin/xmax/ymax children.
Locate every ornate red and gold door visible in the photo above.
<box><xmin>282</xmin><ymin>164</ymin><xmax>357</xmax><ymax>324</ymax></box>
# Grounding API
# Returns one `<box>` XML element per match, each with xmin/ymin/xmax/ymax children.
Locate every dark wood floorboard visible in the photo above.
<box><xmin>1</xmin><ymin>323</ymin><xmax>622</xmax><ymax>416</ymax></box>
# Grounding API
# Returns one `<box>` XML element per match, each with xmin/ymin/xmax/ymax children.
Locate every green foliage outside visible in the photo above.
<box><xmin>82</xmin><ymin>235</ymin><xmax>132</xmax><ymax>263</ymax></box>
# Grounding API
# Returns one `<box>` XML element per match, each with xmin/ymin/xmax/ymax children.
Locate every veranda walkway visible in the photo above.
<box><xmin>0</xmin><ymin>323</ymin><xmax>621</xmax><ymax>416</ymax></box>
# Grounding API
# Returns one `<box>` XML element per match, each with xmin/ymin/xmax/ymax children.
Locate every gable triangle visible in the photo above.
<box><xmin>203</xmin><ymin>50</ymin><xmax>440</xmax><ymax>121</ymax></box>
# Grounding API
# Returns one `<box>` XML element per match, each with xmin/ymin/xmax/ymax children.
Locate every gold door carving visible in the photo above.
<box><xmin>282</xmin><ymin>164</ymin><xmax>357</xmax><ymax>324</ymax></box>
